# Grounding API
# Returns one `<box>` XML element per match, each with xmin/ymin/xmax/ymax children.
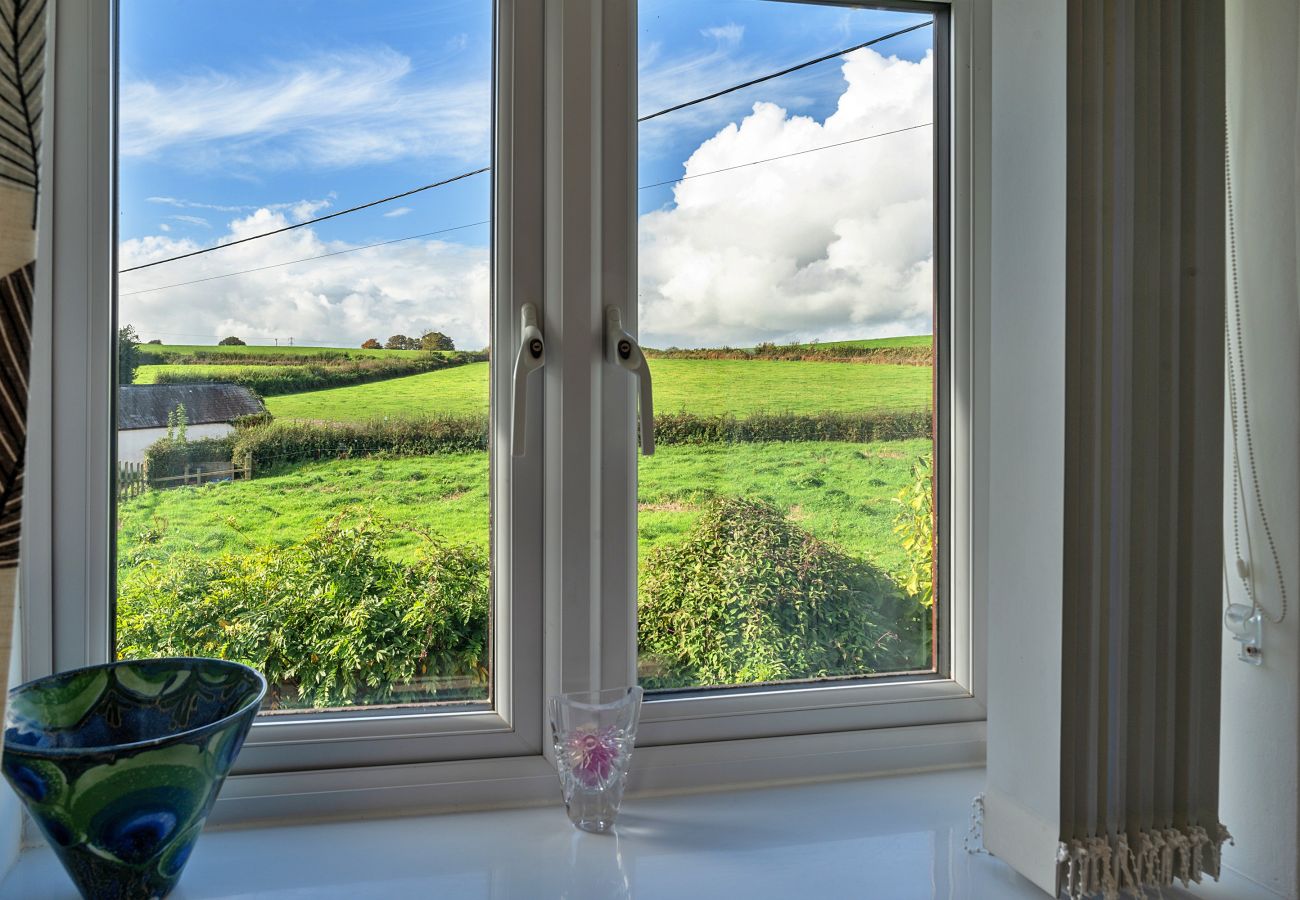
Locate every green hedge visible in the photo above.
<box><xmin>232</xmin><ymin>417</ymin><xmax>489</xmax><ymax>469</ymax></box>
<box><xmin>151</xmin><ymin>351</ymin><xmax>487</xmax><ymax>397</ymax></box>
<box><xmin>142</xmin><ymin>436</ymin><xmax>237</xmax><ymax>479</ymax></box>
<box><xmin>646</xmin><ymin>344</ymin><xmax>932</xmax><ymax>365</ymax></box>
<box><xmin>652</xmin><ymin>410</ymin><xmax>931</xmax><ymax>444</ymax></box>
<box><xmin>117</xmin><ymin>518</ymin><xmax>489</xmax><ymax>709</ymax></box>
<box><xmin>637</xmin><ymin>497</ymin><xmax>928</xmax><ymax>689</ymax></box>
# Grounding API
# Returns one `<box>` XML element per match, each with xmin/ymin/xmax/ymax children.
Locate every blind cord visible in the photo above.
<box><xmin>1224</xmin><ymin>113</ymin><xmax>1288</xmax><ymax>624</ymax></box>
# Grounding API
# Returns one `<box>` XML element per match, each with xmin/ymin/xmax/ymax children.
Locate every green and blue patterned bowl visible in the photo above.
<box><xmin>2</xmin><ymin>657</ymin><xmax>266</xmax><ymax>899</ymax></box>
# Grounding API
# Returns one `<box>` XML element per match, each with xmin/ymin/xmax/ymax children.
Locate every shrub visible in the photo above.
<box><xmin>118</xmin><ymin>325</ymin><xmax>141</xmax><ymax>385</ymax></box>
<box><xmin>232</xmin><ymin>417</ymin><xmax>489</xmax><ymax>469</ymax></box>
<box><xmin>893</xmin><ymin>452</ymin><xmax>935</xmax><ymax>608</ymax></box>
<box><xmin>644</xmin><ymin>343</ymin><xmax>932</xmax><ymax>366</ymax></box>
<box><xmin>151</xmin><ymin>351</ymin><xmax>486</xmax><ymax>396</ymax></box>
<box><xmin>637</xmin><ymin>498</ymin><xmax>927</xmax><ymax>689</ymax></box>
<box><xmin>116</xmin><ymin>518</ymin><xmax>489</xmax><ymax>709</ymax></box>
<box><xmin>218</xmin><ymin>336</ymin><xmax>247</xmax><ymax>346</ymax></box>
<box><xmin>143</xmin><ymin>435</ymin><xmax>236</xmax><ymax>479</ymax></box>
<box><xmin>147</xmin><ymin>348</ymin><xmax>483</xmax><ymax>395</ymax></box>
<box><xmin>652</xmin><ymin>410</ymin><xmax>931</xmax><ymax>444</ymax></box>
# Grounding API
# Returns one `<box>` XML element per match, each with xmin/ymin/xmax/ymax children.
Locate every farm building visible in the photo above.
<box><xmin>117</xmin><ymin>383</ymin><xmax>265</xmax><ymax>463</ymax></box>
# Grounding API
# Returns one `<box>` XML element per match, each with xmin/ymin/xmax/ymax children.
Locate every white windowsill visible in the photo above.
<box><xmin>0</xmin><ymin>767</ymin><xmax>1274</xmax><ymax>899</ymax></box>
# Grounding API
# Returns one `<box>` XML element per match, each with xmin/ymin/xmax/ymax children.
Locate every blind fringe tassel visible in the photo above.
<box><xmin>1057</xmin><ymin>824</ymin><xmax>1233</xmax><ymax>900</ymax></box>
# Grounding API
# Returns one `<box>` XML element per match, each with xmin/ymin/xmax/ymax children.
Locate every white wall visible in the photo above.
<box><xmin>117</xmin><ymin>423</ymin><xmax>234</xmax><ymax>465</ymax></box>
<box><xmin>980</xmin><ymin>0</ymin><xmax>1067</xmax><ymax>892</ymax></box>
<box><xmin>1223</xmin><ymin>3</ymin><xmax>1300</xmax><ymax>897</ymax></box>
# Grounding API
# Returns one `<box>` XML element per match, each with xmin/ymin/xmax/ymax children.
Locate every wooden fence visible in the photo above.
<box><xmin>118</xmin><ymin>462</ymin><xmax>148</xmax><ymax>500</ymax></box>
<box><xmin>117</xmin><ymin>459</ymin><xmax>250</xmax><ymax>499</ymax></box>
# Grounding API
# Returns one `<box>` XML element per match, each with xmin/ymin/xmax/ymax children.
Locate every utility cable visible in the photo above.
<box><xmin>637</xmin><ymin>20</ymin><xmax>931</xmax><ymax>123</ymax></box>
<box><xmin>120</xmin><ymin>167</ymin><xmax>489</xmax><ymax>274</ymax></box>
<box><xmin>120</xmin><ymin>19</ymin><xmax>932</xmax><ymax>274</ymax></box>
<box><xmin>122</xmin><ymin>123</ymin><xmax>928</xmax><ymax>296</ymax></box>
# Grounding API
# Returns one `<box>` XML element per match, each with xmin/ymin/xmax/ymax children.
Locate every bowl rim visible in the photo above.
<box><xmin>3</xmin><ymin>657</ymin><xmax>267</xmax><ymax>759</ymax></box>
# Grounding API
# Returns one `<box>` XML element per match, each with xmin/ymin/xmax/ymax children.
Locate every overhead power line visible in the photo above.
<box><xmin>121</xmin><ymin>123</ymin><xmax>929</xmax><ymax>297</ymax></box>
<box><xmin>120</xmin><ymin>19</ymin><xmax>932</xmax><ymax>276</ymax></box>
<box><xmin>636</xmin><ymin>20</ymin><xmax>932</xmax><ymax>124</ymax></box>
<box><xmin>119</xmin><ymin>220</ymin><xmax>490</xmax><ymax>297</ymax></box>
<box><xmin>637</xmin><ymin>122</ymin><xmax>931</xmax><ymax>190</ymax></box>
<box><xmin>119</xmin><ymin>167</ymin><xmax>489</xmax><ymax>274</ymax></box>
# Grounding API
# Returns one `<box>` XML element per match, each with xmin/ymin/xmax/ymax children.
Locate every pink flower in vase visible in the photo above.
<box><xmin>562</xmin><ymin>724</ymin><xmax>622</xmax><ymax>788</ymax></box>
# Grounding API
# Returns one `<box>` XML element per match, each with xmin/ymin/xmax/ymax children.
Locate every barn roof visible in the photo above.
<box><xmin>118</xmin><ymin>384</ymin><xmax>265</xmax><ymax>430</ymax></box>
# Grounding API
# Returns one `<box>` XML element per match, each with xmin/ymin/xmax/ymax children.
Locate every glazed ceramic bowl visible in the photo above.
<box><xmin>2</xmin><ymin>657</ymin><xmax>266</xmax><ymax>900</ymax></box>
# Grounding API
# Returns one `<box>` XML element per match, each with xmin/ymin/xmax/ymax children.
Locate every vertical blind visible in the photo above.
<box><xmin>1058</xmin><ymin>0</ymin><xmax>1229</xmax><ymax>896</ymax></box>
<box><xmin>984</xmin><ymin>1</ymin><xmax>1232</xmax><ymax>897</ymax></box>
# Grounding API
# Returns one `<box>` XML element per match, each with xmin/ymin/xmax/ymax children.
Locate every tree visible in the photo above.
<box><xmin>118</xmin><ymin>325</ymin><xmax>141</xmax><ymax>385</ymax></box>
<box><xmin>384</xmin><ymin>334</ymin><xmax>420</xmax><ymax>350</ymax></box>
<box><xmin>218</xmin><ymin>336</ymin><xmax>246</xmax><ymax>346</ymax></box>
<box><xmin>146</xmin><ymin>339</ymin><xmax>162</xmax><ymax>345</ymax></box>
<box><xmin>166</xmin><ymin>403</ymin><xmax>188</xmax><ymax>443</ymax></box>
<box><xmin>361</xmin><ymin>338</ymin><xmax>382</xmax><ymax>350</ymax></box>
<box><xmin>420</xmin><ymin>330</ymin><xmax>455</xmax><ymax>351</ymax></box>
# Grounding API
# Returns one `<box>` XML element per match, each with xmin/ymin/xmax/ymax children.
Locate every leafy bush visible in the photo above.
<box><xmin>118</xmin><ymin>325</ymin><xmax>141</xmax><ymax>385</ymax></box>
<box><xmin>142</xmin><ymin>435</ymin><xmax>236</xmax><ymax>479</ymax></box>
<box><xmin>652</xmin><ymin>410</ymin><xmax>931</xmax><ymax>444</ymax></box>
<box><xmin>218</xmin><ymin>335</ymin><xmax>247</xmax><ymax>346</ymax></box>
<box><xmin>637</xmin><ymin>498</ymin><xmax>927</xmax><ymax>689</ymax></box>
<box><xmin>232</xmin><ymin>417</ymin><xmax>489</xmax><ymax>469</ymax></box>
<box><xmin>645</xmin><ymin>343</ymin><xmax>931</xmax><ymax>366</ymax></box>
<box><xmin>225</xmin><ymin>411</ymin><xmax>929</xmax><ymax>472</ymax></box>
<box><xmin>117</xmin><ymin>518</ymin><xmax>489</xmax><ymax>709</ymax></box>
<box><xmin>151</xmin><ymin>351</ymin><xmax>486</xmax><ymax>397</ymax></box>
<box><xmin>893</xmin><ymin>452</ymin><xmax>935</xmax><ymax>608</ymax></box>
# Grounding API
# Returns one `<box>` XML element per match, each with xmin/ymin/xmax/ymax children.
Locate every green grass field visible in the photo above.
<box><xmin>264</xmin><ymin>358</ymin><xmax>931</xmax><ymax>424</ymax></box>
<box><xmin>134</xmin><ymin>364</ymin><xmax>291</xmax><ymax>384</ymax></box>
<box><xmin>117</xmin><ymin>438</ymin><xmax>929</xmax><ymax>579</ymax></box>
<box><xmin>146</xmin><ymin>343</ymin><xmax>434</xmax><ymax>359</ymax></box>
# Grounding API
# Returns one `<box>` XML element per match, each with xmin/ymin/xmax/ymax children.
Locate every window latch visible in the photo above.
<box><xmin>605</xmin><ymin>306</ymin><xmax>655</xmax><ymax>456</ymax></box>
<box><xmin>511</xmin><ymin>302</ymin><xmax>545</xmax><ymax>457</ymax></box>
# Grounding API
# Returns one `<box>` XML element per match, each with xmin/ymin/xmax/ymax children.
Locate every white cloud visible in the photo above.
<box><xmin>158</xmin><ymin>223</ymin><xmax>171</xmax><ymax>232</ymax></box>
<box><xmin>169</xmin><ymin>214</ymin><xmax>211</xmax><ymax>228</ymax></box>
<box><xmin>638</xmin><ymin>48</ymin><xmax>935</xmax><ymax>348</ymax></box>
<box><xmin>383</xmin><ymin>206</ymin><xmax>414</xmax><ymax>218</ymax></box>
<box><xmin>120</xmin><ymin>48</ymin><xmax>489</xmax><ymax>173</ymax></box>
<box><xmin>290</xmin><ymin>199</ymin><xmax>332</xmax><ymax>222</ymax></box>
<box><xmin>118</xmin><ymin>208</ymin><xmax>489</xmax><ymax>349</ymax></box>
<box><xmin>701</xmin><ymin>23</ymin><xmax>744</xmax><ymax>46</ymax></box>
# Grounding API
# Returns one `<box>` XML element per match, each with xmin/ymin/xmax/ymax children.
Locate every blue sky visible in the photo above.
<box><xmin>117</xmin><ymin>1</ymin><xmax>933</xmax><ymax>348</ymax></box>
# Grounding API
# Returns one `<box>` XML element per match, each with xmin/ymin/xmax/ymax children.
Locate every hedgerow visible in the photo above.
<box><xmin>151</xmin><ymin>351</ymin><xmax>487</xmax><ymax>396</ymax></box>
<box><xmin>652</xmin><ymin>410</ymin><xmax>931</xmax><ymax>443</ymax></box>
<box><xmin>116</xmin><ymin>518</ymin><xmax>489</xmax><ymax>709</ymax></box>
<box><xmin>142</xmin><ymin>436</ymin><xmax>237</xmax><ymax>479</ymax></box>
<box><xmin>231</xmin><ymin>417</ymin><xmax>489</xmax><ymax>469</ymax></box>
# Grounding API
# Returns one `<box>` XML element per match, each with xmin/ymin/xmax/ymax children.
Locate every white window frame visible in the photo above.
<box><xmin>22</xmin><ymin>0</ymin><xmax>990</xmax><ymax>823</ymax></box>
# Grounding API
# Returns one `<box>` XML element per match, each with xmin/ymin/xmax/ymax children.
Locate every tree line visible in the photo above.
<box><xmin>362</xmin><ymin>331</ymin><xmax>456</xmax><ymax>351</ymax></box>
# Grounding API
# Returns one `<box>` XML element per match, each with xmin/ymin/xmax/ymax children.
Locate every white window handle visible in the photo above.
<box><xmin>605</xmin><ymin>306</ymin><xmax>655</xmax><ymax>456</ymax></box>
<box><xmin>511</xmin><ymin>302</ymin><xmax>544</xmax><ymax>457</ymax></box>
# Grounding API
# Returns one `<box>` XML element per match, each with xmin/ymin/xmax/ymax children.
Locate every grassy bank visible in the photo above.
<box><xmin>118</xmin><ymin>439</ymin><xmax>930</xmax><ymax>578</ymax></box>
<box><xmin>264</xmin><ymin>359</ymin><xmax>932</xmax><ymax>424</ymax></box>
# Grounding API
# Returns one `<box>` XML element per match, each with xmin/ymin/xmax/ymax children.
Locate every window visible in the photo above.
<box><xmin>29</xmin><ymin>0</ymin><xmax>981</xmax><ymax>809</ymax></box>
<box><xmin>635</xmin><ymin>1</ymin><xmax>943</xmax><ymax>694</ymax></box>
<box><xmin>113</xmin><ymin>0</ymin><xmax>497</xmax><ymax>713</ymax></box>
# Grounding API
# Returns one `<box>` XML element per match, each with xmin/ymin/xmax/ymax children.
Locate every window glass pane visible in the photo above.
<box><xmin>637</xmin><ymin>1</ymin><xmax>939</xmax><ymax>691</ymax></box>
<box><xmin>114</xmin><ymin>1</ymin><xmax>494</xmax><ymax>711</ymax></box>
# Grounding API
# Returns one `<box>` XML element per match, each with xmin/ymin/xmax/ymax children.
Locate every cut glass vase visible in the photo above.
<box><xmin>549</xmin><ymin>686</ymin><xmax>643</xmax><ymax>834</ymax></box>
